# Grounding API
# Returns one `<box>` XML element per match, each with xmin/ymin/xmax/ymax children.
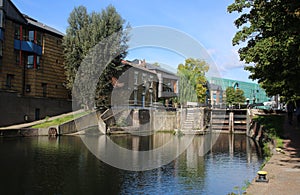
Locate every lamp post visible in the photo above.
<box><xmin>142</xmin><ymin>82</ymin><xmax>146</xmax><ymax>108</ymax></box>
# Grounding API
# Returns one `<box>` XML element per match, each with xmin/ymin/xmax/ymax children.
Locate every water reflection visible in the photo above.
<box><xmin>0</xmin><ymin>134</ymin><xmax>263</xmax><ymax>194</ymax></box>
<box><xmin>80</xmin><ymin>133</ymin><xmax>194</xmax><ymax>171</ymax></box>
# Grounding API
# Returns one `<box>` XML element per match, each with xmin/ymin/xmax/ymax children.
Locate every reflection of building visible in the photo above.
<box><xmin>0</xmin><ymin>0</ymin><xmax>71</xmax><ymax>126</ymax></box>
<box><xmin>207</xmin><ymin>77</ymin><xmax>270</xmax><ymax>106</ymax></box>
<box><xmin>121</xmin><ymin>59</ymin><xmax>179</xmax><ymax>107</ymax></box>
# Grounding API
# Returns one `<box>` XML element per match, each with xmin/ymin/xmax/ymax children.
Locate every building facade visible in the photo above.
<box><xmin>207</xmin><ymin>76</ymin><xmax>270</xmax><ymax>107</ymax></box>
<box><xmin>0</xmin><ymin>0</ymin><xmax>71</xmax><ymax>126</ymax></box>
<box><xmin>111</xmin><ymin>60</ymin><xmax>158</xmax><ymax>108</ymax></box>
<box><xmin>118</xmin><ymin>59</ymin><xmax>179</xmax><ymax>108</ymax></box>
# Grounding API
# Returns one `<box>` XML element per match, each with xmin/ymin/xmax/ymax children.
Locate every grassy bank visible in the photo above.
<box><xmin>31</xmin><ymin>111</ymin><xmax>89</xmax><ymax>128</ymax></box>
<box><xmin>253</xmin><ymin>114</ymin><xmax>285</xmax><ymax>144</ymax></box>
<box><xmin>253</xmin><ymin>114</ymin><xmax>285</xmax><ymax>163</ymax></box>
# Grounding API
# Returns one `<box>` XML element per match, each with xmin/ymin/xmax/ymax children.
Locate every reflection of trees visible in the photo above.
<box><xmin>0</xmin><ymin>136</ymin><xmax>125</xmax><ymax>194</ymax></box>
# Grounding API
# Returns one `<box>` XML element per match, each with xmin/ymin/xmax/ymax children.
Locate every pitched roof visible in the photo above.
<box><xmin>24</xmin><ymin>15</ymin><xmax>64</xmax><ymax>37</ymax></box>
<box><xmin>3</xmin><ymin>0</ymin><xmax>64</xmax><ymax>37</ymax></box>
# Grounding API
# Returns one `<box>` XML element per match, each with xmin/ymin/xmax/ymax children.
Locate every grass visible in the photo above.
<box><xmin>31</xmin><ymin>111</ymin><xmax>89</xmax><ymax>128</ymax></box>
<box><xmin>252</xmin><ymin>114</ymin><xmax>285</xmax><ymax>168</ymax></box>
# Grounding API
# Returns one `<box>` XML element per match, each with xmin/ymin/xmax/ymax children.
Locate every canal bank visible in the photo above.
<box><xmin>246</xmin><ymin>115</ymin><xmax>300</xmax><ymax>195</ymax></box>
<box><xmin>0</xmin><ymin>109</ymin><xmax>86</xmax><ymax>136</ymax></box>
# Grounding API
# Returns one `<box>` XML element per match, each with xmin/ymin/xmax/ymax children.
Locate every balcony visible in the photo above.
<box><xmin>14</xmin><ymin>39</ymin><xmax>42</xmax><ymax>55</ymax></box>
<box><xmin>160</xmin><ymin>91</ymin><xmax>177</xmax><ymax>98</ymax></box>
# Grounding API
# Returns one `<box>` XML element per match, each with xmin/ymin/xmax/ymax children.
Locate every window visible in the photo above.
<box><xmin>25</xmin><ymin>55</ymin><xmax>41</xmax><ymax>69</ymax></box>
<box><xmin>36</xmin><ymin>31</ymin><xmax>42</xmax><ymax>45</ymax></box>
<box><xmin>14</xmin><ymin>24</ymin><xmax>20</xmax><ymax>39</ymax></box>
<box><xmin>0</xmin><ymin>41</ymin><xmax>2</xmax><ymax>57</ymax></box>
<box><xmin>134</xmin><ymin>71</ymin><xmax>138</xmax><ymax>85</ymax></box>
<box><xmin>36</xmin><ymin>56</ymin><xmax>40</xmax><ymax>69</ymax></box>
<box><xmin>133</xmin><ymin>90</ymin><xmax>137</xmax><ymax>105</ymax></box>
<box><xmin>149</xmin><ymin>76</ymin><xmax>154</xmax><ymax>88</ymax></box>
<box><xmin>27</xmin><ymin>55</ymin><xmax>34</xmax><ymax>69</ymax></box>
<box><xmin>35</xmin><ymin>108</ymin><xmax>40</xmax><ymax>120</ymax></box>
<box><xmin>6</xmin><ymin>74</ymin><xmax>14</xmax><ymax>88</ymax></box>
<box><xmin>0</xmin><ymin>10</ymin><xmax>3</xmax><ymax>28</ymax></box>
<box><xmin>22</xmin><ymin>28</ymin><xmax>28</xmax><ymax>41</ymax></box>
<box><xmin>142</xmin><ymin>73</ymin><xmax>147</xmax><ymax>82</ymax></box>
<box><xmin>28</xmin><ymin>30</ymin><xmax>34</xmax><ymax>42</ymax></box>
<box><xmin>25</xmin><ymin>84</ymin><xmax>31</xmax><ymax>93</ymax></box>
<box><xmin>42</xmin><ymin>83</ymin><xmax>47</xmax><ymax>97</ymax></box>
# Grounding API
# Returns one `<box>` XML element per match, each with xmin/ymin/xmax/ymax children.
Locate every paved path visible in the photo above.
<box><xmin>0</xmin><ymin>109</ymin><xmax>84</xmax><ymax>130</ymax></box>
<box><xmin>246</xmin><ymin>114</ymin><xmax>300</xmax><ymax>195</ymax></box>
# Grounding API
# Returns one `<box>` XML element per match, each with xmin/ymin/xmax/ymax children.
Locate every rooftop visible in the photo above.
<box><xmin>24</xmin><ymin>15</ymin><xmax>64</xmax><ymax>37</ymax></box>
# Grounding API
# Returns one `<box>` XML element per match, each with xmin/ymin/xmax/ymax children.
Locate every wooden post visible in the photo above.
<box><xmin>229</xmin><ymin>112</ymin><xmax>234</xmax><ymax>133</ymax></box>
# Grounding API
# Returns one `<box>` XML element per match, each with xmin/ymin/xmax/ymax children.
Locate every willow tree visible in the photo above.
<box><xmin>63</xmin><ymin>5</ymin><xmax>129</xmax><ymax>108</ymax></box>
<box><xmin>228</xmin><ymin>1</ymin><xmax>300</xmax><ymax>97</ymax></box>
<box><xmin>177</xmin><ymin>58</ymin><xmax>209</xmax><ymax>104</ymax></box>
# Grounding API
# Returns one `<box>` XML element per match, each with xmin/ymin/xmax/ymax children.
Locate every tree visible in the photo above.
<box><xmin>225</xmin><ymin>87</ymin><xmax>236</xmax><ymax>105</ymax></box>
<box><xmin>63</xmin><ymin>6</ymin><xmax>90</xmax><ymax>90</ymax></box>
<box><xmin>235</xmin><ymin>88</ymin><xmax>246</xmax><ymax>103</ymax></box>
<box><xmin>225</xmin><ymin>87</ymin><xmax>246</xmax><ymax>105</ymax></box>
<box><xmin>63</xmin><ymin>5</ymin><xmax>129</xmax><ymax>108</ymax></box>
<box><xmin>177</xmin><ymin>58</ymin><xmax>209</xmax><ymax>103</ymax></box>
<box><xmin>228</xmin><ymin>1</ymin><xmax>300</xmax><ymax>97</ymax></box>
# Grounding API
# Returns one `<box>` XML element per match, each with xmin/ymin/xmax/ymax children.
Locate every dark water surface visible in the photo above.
<box><xmin>0</xmin><ymin>133</ymin><xmax>263</xmax><ymax>194</ymax></box>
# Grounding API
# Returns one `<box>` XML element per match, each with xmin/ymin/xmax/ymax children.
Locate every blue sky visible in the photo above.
<box><xmin>12</xmin><ymin>0</ymin><xmax>254</xmax><ymax>82</ymax></box>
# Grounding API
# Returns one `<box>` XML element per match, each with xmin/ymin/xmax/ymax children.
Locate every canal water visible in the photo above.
<box><xmin>0</xmin><ymin>133</ymin><xmax>263</xmax><ymax>194</ymax></box>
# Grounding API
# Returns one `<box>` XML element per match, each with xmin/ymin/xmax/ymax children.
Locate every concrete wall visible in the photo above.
<box><xmin>48</xmin><ymin>108</ymin><xmax>210</xmax><ymax>135</ymax></box>
<box><xmin>0</xmin><ymin>91</ymin><xmax>72</xmax><ymax>127</ymax></box>
<box><xmin>151</xmin><ymin>110</ymin><xmax>177</xmax><ymax>131</ymax></box>
<box><xmin>151</xmin><ymin>108</ymin><xmax>209</xmax><ymax>131</ymax></box>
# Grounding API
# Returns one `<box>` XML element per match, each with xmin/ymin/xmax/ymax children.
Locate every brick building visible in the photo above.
<box><xmin>0</xmin><ymin>0</ymin><xmax>71</xmax><ymax>126</ymax></box>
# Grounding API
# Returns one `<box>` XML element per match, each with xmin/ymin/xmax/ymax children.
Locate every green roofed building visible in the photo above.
<box><xmin>207</xmin><ymin>76</ymin><xmax>270</xmax><ymax>106</ymax></box>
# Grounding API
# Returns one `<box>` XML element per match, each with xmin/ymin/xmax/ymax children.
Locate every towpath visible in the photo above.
<box><xmin>246</xmin><ymin>114</ymin><xmax>300</xmax><ymax>195</ymax></box>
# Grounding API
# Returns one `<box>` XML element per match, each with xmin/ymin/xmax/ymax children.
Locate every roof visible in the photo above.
<box><xmin>145</xmin><ymin>63</ymin><xmax>177</xmax><ymax>76</ymax></box>
<box><xmin>129</xmin><ymin>59</ymin><xmax>179</xmax><ymax>80</ymax></box>
<box><xmin>3</xmin><ymin>0</ymin><xmax>64</xmax><ymax>37</ymax></box>
<box><xmin>121</xmin><ymin>60</ymin><xmax>157</xmax><ymax>75</ymax></box>
<box><xmin>24</xmin><ymin>15</ymin><xmax>64</xmax><ymax>37</ymax></box>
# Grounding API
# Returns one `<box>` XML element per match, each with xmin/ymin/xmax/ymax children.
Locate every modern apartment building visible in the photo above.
<box><xmin>207</xmin><ymin>76</ymin><xmax>270</xmax><ymax>107</ymax></box>
<box><xmin>0</xmin><ymin>0</ymin><xmax>71</xmax><ymax>126</ymax></box>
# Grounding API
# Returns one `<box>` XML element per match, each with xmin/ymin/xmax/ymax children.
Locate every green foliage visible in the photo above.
<box><xmin>225</xmin><ymin>87</ymin><xmax>246</xmax><ymax>105</ymax></box>
<box><xmin>228</xmin><ymin>1</ymin><xmax>300</xmax><ymax>97</ymax></box>
<box><xmin>32</xmin><ymin>112</ymin><xmax>89</xmax><ymax>128</ymax></box>
<box><xmin>253</xmin><ymin>115</ymin><xmax>284</xmax><ymax>137</ymax></box>
<box><xmin>253</xmin><ymin>115</ymin><xmax>285</xmax><ymax>158</ymax></box>
<box><xmin>225</xmin><ymin>87</ymin><xmax>235</xmax><ymax>105</ymax></box>
<box><xmin>228</xmin><ymin>180</ymin><xmax>251</xmax><ymax>195</ymax></box>
<box><xmin>177</xmin><ymin>58</ymin><xmax>209</xmax><ymax>103</ymax></box>
<box><xmin>235</xmin><ymin>88</ymin><xmax>246</xmax><ymax>103</ymax></box>
<box><xmin>63</xmin><ymin>5</ymin><xmax>129</xmax><ymax>109</ymax></box>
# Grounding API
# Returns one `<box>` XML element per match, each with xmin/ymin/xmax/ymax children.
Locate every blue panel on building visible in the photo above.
<box><xmin>14</xmin><ymin>40</ymin><xmax>42</xmax><ymax>55</ymax></box>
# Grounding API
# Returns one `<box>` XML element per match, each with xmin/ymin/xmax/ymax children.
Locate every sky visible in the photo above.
<box><xmin>12</xmin><ymin>0</ymin><xmax>255</xmax><ymax>83</ymax></box>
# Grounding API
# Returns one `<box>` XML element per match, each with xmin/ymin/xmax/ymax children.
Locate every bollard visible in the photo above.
<box><xmin>255</xmin><ymin>171</ymin><xmax>269</xmax><ymax>182</ymax></box>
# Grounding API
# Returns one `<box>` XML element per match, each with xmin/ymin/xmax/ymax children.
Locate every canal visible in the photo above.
<box><xmin>0</xmin><ymin>133</ymin><xmax>263</xmax><ymax>194</ymax></box>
